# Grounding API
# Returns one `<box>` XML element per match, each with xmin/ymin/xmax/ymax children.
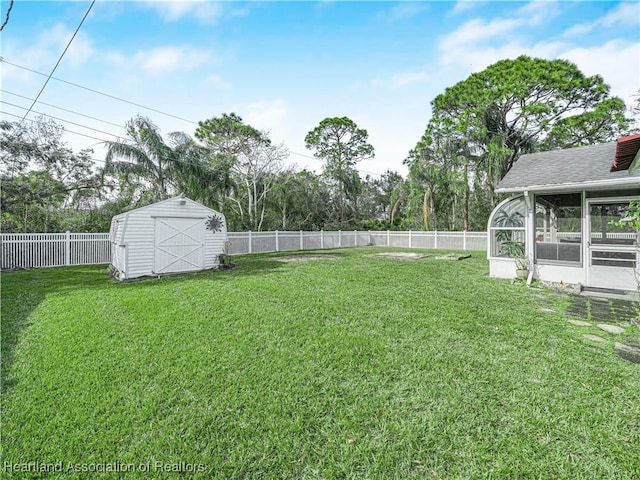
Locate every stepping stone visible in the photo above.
<box><xmin>564</xmin><ymin>309</ymin><xmax>588</xmax><ymax>318</ymax></box>
<box><xmin>630</xmin><ymin>317</ymin><xmax>640</xmax><ymax>327</ymax></box>
<box><xmin>568</xmin><ymin>319</ymin><xmax>591</xmax><ymax>326</ymax></box>
<box><xmin>592</xmin><ymin>317</ymin><xmax>619</xmax><ymax>325</ymax></box>
<box><xmin>589</xmin><ymin>296</ymin><xmax>608</xmax><ymax>302</ymax></box>
<box><xmin>622</xmin><ymin>336</ymin><xmax>640</xmax><ymax>348</ymax></box>
<box><xmin>612</xmin><ymin>307</ymin><xmax>637</xmax><ymax>316</ymax></box>
<box><xmin>614</xmin><ymin>343</ymin><xmax>640</xmax><ymax>364</ymax></box>
<box><xmin>539</xmin><ymin>308</ymin><xmax>556</xmax><ymax>313</ymax></box>
<box><xmin>583</xmin><ymin>334</ymin><xmax>607</xmax><ymax>343</ymax></box>
<box><xmin>597</xmin><ymin>324</ymin><xmax>626</xmax><ymax>334</ymax></box>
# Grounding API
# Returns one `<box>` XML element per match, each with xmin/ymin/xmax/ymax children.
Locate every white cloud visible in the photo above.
<box><xmin>438</xmin><ymin>0</ymin><xmax>571</xmax><ymax>71</ymax></box>
<box><xmin>443</xmin><ymin>40</ymin><xmax>569</xmax><ymax>72</ymax></box>
<box><xmin>564</xmin><ymin>2</ymin><xmax>640</xmax><ymax>37</ymax></box>
<box><xmin>450</xmin><ymin>1</ymin><xmax>482</xmax><ymax>15</ymax></box>
<box><xmin>49</xmin><ymin>23</ymin><xmax>95</xmax><ymax>66</ymax></box>
<box><xmin>437</xmin><ymin>3</ymin><xmax>639</xmax><ymax>104</ymax></box>
<box><xmin>516</xmin><ymin>0</ymin><xmax>560</xmax><ymax>24</ymax></box>
<box><xmin>372</xmin><ymin>70</ymin><xmax>431</xmax><ymax>90</ymax></box>
<box><xmin>244</xmin><ymin>100</ymin><xmax>288</xmax><ymax>135</ymax></box>
<box><xmin>440</xmin><ymin>17</ymin><xmax>524</xmax><ymax>52</ymax></box>
<box><xmin>441</xmin><ymin>0</ymin><xmax>562</xmax><ymax>55</ymax></box>
<box><xmin>134</xmin><ymin>46</ymin><xmax>211</xmax><ymax>75</ymax></box>
<box><xmin>1</xmin><ymin>23</ymin><xmax>94</xmax><ymax>79</ymax></box>
<box><xmin>139</xmin><ymin>1</ymin><xmax>249</xmax><ymax>24</ymax></box>
<box><xmin>601</xmin><ymin>1</ymin><xmax>640</xmax><ymax>27</ymax></box>
<box><xmin>205</xmin><ymin>74</ymin><xmax>232</xmax><ymax>89</ymax></box>
<box><xmin>561</xmin><ymin>39</ymin><xmax>640</xmax><ymax>100</ymax></box>
<box><xmin>382</xmin><ymin>3</ymin><xmax>429</xmax><ymax>22</ymax></box>
<box><xmin>140</xmin><ymin>1</ymin><xmax>222</xmax><ymax>23</ymax></box>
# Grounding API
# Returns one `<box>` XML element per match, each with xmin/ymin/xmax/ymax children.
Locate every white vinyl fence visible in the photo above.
<box><xmin>1</xmin><ymin>230</ymin><xmax>488</xmax><ymax>269</ymax></box>
<box><xmin>226</xmin><ymin>230</ymin><xmax>487</xmax><ymax>254</ymax></box>
<box><xmin>1</xmin><ymin>233</ymin><xmax>111</xmax><ymax>269</ymax></box>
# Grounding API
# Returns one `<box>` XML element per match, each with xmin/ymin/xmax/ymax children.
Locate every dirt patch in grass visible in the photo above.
<box><xmin>370</xmin><ymin>252</ymin><xmax>429</xmax><ymax>260</ymax></box>
<box><xmin>271</xmin><ymin>254</ymin><xmax>339</xmax><ymax>262</ymax></box>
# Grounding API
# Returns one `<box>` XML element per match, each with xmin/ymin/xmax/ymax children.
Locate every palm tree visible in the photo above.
<box><xmin>104</xmin><ymin>116</ymin><xmax>209</xmax><ymax>202</ymax></box>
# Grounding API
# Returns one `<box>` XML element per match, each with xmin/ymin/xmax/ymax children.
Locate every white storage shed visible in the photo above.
<box><xmin>109</xmin><ymin>195</ymin><xmax>227</xmax><ymax>280</ymax></box>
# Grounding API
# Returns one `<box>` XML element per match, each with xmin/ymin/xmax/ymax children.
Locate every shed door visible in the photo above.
<box><xmin>586</xmin><ymin>200</ymin><xmax>638</xmax><ymax>290</ymax></box>
<box><xmin>154</xmin><ymin>217</ymin><xmax>205</xmax><ymax>274</ymax></box>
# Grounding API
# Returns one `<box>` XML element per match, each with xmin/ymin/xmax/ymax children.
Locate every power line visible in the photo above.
<box><xmin>0</xmin><ymin>0</ymin><xmax>13</xmax><ymax>31</ymax></box>
<box><xmin>2</xmin><ymin>90</ymin><xmax>124</xmax><ymax>129</ymax></box>
<box><xmin>287</xmin><ymin>150</ymin><xmax>383</xmax><ymax>177</ymax></box>
<box><xmin>1</xmin><ymin>112</ymin><xmax>110</xmax><ymax>168</ymax></box>
<box><xmin>2</xmin><ymin>110</ymin><xmax>112</xmax><ymax>145</ymax></box>
<box><xmin>19</xmin><ymin>0</ymin><xmax>96</xmax><ymax>125</ymax></box>
<box><xmin>0</xmin><ymin>58</ymin><xmax>197</xmax><ymax>125</ymax></box>
<box><xmin>2</xmin><ymin>100</ymin><xmax>124</xmax><ymax>140</ymax></box>
<box><xmin>289</xmin><ymin>150</ymin><xmax>318</xmax><ymax>161</ymax></box>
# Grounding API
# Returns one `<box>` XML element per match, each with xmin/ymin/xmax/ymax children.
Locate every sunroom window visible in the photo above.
<box><xmin>489</xmin><ymin>196</ymin><xmax>526</xmax><ymax>258</ymax></box>
<box><xmin>535</xmin><ymin>193</ymin><xmax>582</xmax><ymax>264</ymax></box>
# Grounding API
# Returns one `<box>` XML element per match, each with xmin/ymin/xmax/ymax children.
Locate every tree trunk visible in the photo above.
<box><xmin>422</xmin><ymin>190</ymin><xmax>429</xmax><ymax>230</ymax></box>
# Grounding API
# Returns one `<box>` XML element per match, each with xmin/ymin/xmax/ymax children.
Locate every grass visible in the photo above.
<box><xmin>1</xmin><ymin>247</ymin><xmax>639</xmax><ymax>479</ymax></box>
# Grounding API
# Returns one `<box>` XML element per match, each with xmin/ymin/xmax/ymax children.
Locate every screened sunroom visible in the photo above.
<box><xmin>488</xmin><ymin>135</ymin><xmax>640</xmax><ymax>292</ymax></box>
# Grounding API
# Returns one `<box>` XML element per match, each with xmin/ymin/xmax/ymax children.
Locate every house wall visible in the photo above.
<box><xmin>109</xmin><ymin>198</ymin><xmax>227</xmax><ymax>280</ymax></box>
<box><xmin>489</xmin><ymin>188</ymin><xmax>639</xmax><ymax>290</ymax></box>
<box><xmin>533</xmin><ymin>263</ymin><xmax>586</xmax><ymax>285</ymax></box>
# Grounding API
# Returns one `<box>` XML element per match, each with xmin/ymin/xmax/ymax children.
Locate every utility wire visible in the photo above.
<box><xmin>0</xmin><ymin>112</ymin><xmax>125</xmax><ymax>168</ymax></box>
<box><xmin>0</xmin><ymin>63</ymin><xmax>383</xmax><ymax>176</ymax></box>
<box><xmin>0</xmin><ymin>0</ymin><xmax>13</xmax><ymax>31</ymax></box>
<box><xmin>2</xmin><ymin>100</ymin><xmax>124</xmax><ymax>140</ymax></box>
<box><xmin>2</xmin><ymin>89</ymin><xmax>124</xmax><ymax>129</ymax></box>
<box><xmin>18</xmin><ymin>0</ymin><xmax>96</xmax><ymax>125</ymax></box>
<box><xmin>2</xmin><ymin>110</ymin><xmax>112</xmax><ymax>145</ymax></box>
<box><xmin>1</xmin><ymin>58</ymin><xmax>197</xmax><ymax>125</ymax></box>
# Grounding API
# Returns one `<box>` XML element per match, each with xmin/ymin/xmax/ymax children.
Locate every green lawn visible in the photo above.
<box><xmin>2</xmin><ymin>248</ymin><xmax>639</xmax><ymax>479</ymax></box>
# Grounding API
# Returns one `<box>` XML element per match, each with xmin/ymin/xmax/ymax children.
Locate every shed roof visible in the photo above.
<box><xmin>496</xmin><ymin>142</ymin><xmax>640</xmax><ymax>193</ymax></box>
<box><xmin>111</xmin><ymin>195</ymin><xmax>222</xmax><ymax>221</ymax></box>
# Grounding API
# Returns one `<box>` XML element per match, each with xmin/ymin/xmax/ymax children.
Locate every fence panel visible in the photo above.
<box><xmin>70</xmin><ymin>233</ymin><xmax>111</xmax><ymax>265</ymax></box>
<box><xmin>303</xmin><ymin>232</ymin><xmax>322</xmax><ymax>250</ymax></box>
<box><xmin>389</xmin><ymin>231</ymin><xmax>410</xmax><ymax>248</ymax></box>
<box><xmin>1</xmin><ymin>230</ymin><xmax>488</xmax><ymax>269</ymax></box>
<box><xmin>1</xmin><ymin>233</ymin><xmax>110</xmax><ymax>269</ymax></box>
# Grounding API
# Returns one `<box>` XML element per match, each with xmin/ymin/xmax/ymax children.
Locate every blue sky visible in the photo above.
<box><xmin>1</xmin><ymin>1</ymin><xmax>639</xmax><ymax>176</ymax></box>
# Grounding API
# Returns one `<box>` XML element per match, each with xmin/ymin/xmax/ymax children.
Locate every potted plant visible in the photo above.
<box><xmin>514</xmin><ymin>255</ymin><xmax>530</xmax><ymax>278</ymax></box>
<box><xmin>501</xmin><ymin>239</ymin><xmax>529</xmax><ymax>278</ymax></box>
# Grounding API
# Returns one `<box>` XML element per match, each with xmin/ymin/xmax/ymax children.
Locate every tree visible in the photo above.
<box><xmin>542</xmin><ymin>97</ymin><xmax>630</xmax><ymax>149</ymax></box>
<box><xmin>1</xmin><ymin>118</ymin><xmax>102</xmax><ymax>232</ymax></box>
<box><xmin>405</xmin><ymin>55</ymin><xmax>633</xmax><ymax>230</ymax></box>
<box><xmin>305</xmin><ymin>117</ymin><xmax>374</xmax><ymax>224</ymax></box>
<box><xmin>358</xmin><ymin>170</ymin><xmax>405</xmax><ymax>228</ymax></box>
<box><xmin>234</xmin><ymin>139</ymin><xmax>288</xmax><ymax>231</ymax></box>
<box><xmin>404</xmin><ymin>133</ymin><xmax>470</xmax><ymax>230</ymax></box>
<box><xmin>431</xmin><ymin>55</ymin><xmax>631</xmax><ymax>181</ymax></box>
<box><xmin>104</xmin><ymin>116</ymin><xmax>209</xmax><ymax>202</ymax></box>
<box><xmin>195</xmin><ymin>113</ymin><xmax>268</xmax><ymax>157</ymax></box>
<box><xmin>195</xmin><ymin>113</ymin><xmax>270</xmax><ymax>218</ymax></box>
<box><xmin>267</xmin><ymin>168</ymin><xmax>333</xmax><ymax>230</ymax></box>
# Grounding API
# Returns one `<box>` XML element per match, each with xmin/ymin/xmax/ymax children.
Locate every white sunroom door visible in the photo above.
<box><xmin>586</xmin><ymin>200</ymin><xmax>639</xmax><ymax>291</ymax></box>
<box><xmin>154</xmin><ymin>217</ymin><xmax>205</xmax><ymax>274</ymax></box>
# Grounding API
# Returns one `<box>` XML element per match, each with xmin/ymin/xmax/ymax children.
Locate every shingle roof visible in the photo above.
<box><xmin>496</xmin><ymin>142</ymin><xmax>640</xmax><ymax>193</ymax></box>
